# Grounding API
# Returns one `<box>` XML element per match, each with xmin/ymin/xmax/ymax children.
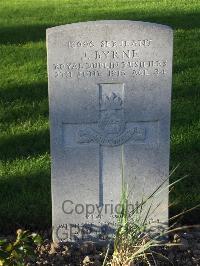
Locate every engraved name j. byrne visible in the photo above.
<box><xmin>82</xmin><ymin>50</ymin><xmax>138</xmax><ymax>60</ymax></box>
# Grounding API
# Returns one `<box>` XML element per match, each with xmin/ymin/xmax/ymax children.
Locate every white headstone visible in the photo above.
<box><xmin>47</xmin><ymin>21</ymin><xmax>173</xmax><ymax>242</ymax></box>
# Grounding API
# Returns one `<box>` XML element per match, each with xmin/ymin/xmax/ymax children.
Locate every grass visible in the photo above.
<box><xmin>0</xmin><ymin>0</ymin><xmax>200</xmax><ymax>234</ymax></box>
<box><xmin>106</xmin><ymin>174</ymin><xmax>199</xmax><ymax>266</ymax></box>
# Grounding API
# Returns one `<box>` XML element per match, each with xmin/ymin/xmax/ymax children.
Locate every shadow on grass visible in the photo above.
<box><xmin>170</xmin><ymin>143</ymin><xmax>200</xmax><ymax>225</ymax></box>
<box><xmin>169</xmin><ymin>207</ymin><xmax>200</xmax><ymax>227</ymax></box>
<box><xmin>0</xmin><ymin>11</ymin><xmax>199</xmax><ymax>44</ymax></box>
<box><xmin>0</xmin><ymin>128</ymin><xmax>50</xmax><ymax>161</ymax></box>
<box><xmin>0</xmin><ymin>24</ymin><xmax>54</xmax><ymax>45</ymax></box>
<box><xmin>0</xmin><ymin>82</ymin><xmax>48</xmax><ymax>103</ymax></box>
<box><xmin>0</xmin><ymin>168</ymin><xmax>51</xmax><ymax>235</ymax></box>
<box><xmin>0</xmin><ymin>81</ymin><xmax>49</xmax><ymax>124</ymax></box>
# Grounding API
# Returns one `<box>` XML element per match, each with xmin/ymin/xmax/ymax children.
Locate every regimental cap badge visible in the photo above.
<box><xmin>101</xmin><ymin>92</ymin><xmax>123</xmax><ymax>110</ymax></box>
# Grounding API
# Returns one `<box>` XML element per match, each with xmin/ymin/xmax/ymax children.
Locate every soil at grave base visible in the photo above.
<box><xmin>3</xmin><ymin>230</ymin><xmax>200</xmax><ymax>266</ymax></box>
<box><xmin>25</xmin><ymin>229</ymin><xmax>200</xmax><ymax>266</ymax></box>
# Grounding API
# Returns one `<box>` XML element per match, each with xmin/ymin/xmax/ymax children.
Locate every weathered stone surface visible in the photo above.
<box><xmin>47</xmin><ymin>20</ymin><xmax>173</xmax><ymax>242</ymax></box>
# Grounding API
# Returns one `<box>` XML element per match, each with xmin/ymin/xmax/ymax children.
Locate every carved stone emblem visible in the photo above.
<box><xmin>77</xmin><ymin>92</ymin><xmax>145</xmax><ymax>146</ymax></box>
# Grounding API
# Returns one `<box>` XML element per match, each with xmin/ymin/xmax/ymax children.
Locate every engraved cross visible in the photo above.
<box><xmin>63</xmin><ymin>83</ymin><xmax>157</xmax><ymax>207</ymax></box>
